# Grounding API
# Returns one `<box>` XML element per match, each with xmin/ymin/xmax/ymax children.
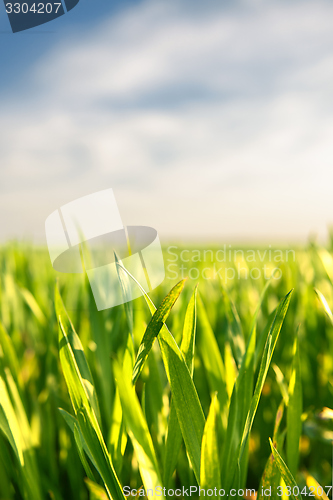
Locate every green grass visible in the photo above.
<box><xmin>0</xmin><ymin>240</ymin><xmax>333</xmax><ymax>499</ymax></box>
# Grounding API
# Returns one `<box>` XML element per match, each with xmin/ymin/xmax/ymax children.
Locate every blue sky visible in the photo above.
<box><xmin>1</xmin><ymin>0</ymin><xmax>333</xmax><ymax>243</ymax></box>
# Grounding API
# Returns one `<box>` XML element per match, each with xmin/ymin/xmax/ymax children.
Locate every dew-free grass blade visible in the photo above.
<box><xmin>197</xmin><ymin>294</ymin><xmax>228</xmax><ymax>431</ymax></box>
<box><xmin>59</xmin><ymin>408</ymin><xmax>97</xmax><ymax>468</ymax></box>
<box><xmin>269</xmin><ymin>439</ymin><xmax>302</xmax><ymax>500</ymax></box>
<box><xmin>132</xmin><ymin>279</ymin><xmax>186</xmax><ymax>384</ymax></box>
<box><xmin>272</xmin><ymin>364</ymin><xmax>289</xmax><ymax>406</ymax></box>
<box><xmin>74</xmin><ymin>423</ymin><xmax>96</xmax><ymax>482</ymax></box>
<box><xmin>85</xmin><ymin>478</ymin><xmax>110</xmax><ymax>500</ymax></box>
<box><xmin>220</xmin><ymin>286</ymin><xmax>245</xmax><ymax>368</ymax></box>
<box><xmin>115</xmin><ymin>253</ymin><xmax>134</xmax><ymax>337</ymax></box>
<box><xmin>108</xmin><ymin>388</ymin><xmax>127</xmax><ymax>476</ymax></box>
<box><xmin>116</xmin><ymin>264</ymin><xmax>205</xmax><ymax>484</ymax></box>
<box><xmin>0</xmin><ymin>322</ymin><xmax>20</xmax><ymax>387</ymax></box>
<box><xmin>257</xmin><ymin>451</ymin><xmax>281</xmax><ymax>500</ymax></box>
<box><xmin>158</xmin><ymin>324</ymin><xmax>205</xmax><ymax>483</ymax></box>
<box><xmin>164</xmin><ymin>286</ymin><xmax>197</xmax><ymax>487</ymax></box>
<box><xmin>56</xmin><ymin>287</ymin><xmax>125</xmax><ymax>500</ymax></box>
<box><xmin>200</xmin><ymin>394</ymin><xmax>221</xmax><ymax>494</ymax></box>
<box><xmin>227</xmin><ymin>278</ymin><xmax>273</xmax><ymax>490</ymax></box>
<box><xmin>114</xmin><ymin>360</ymin><xmax>164</xmax><ymax>496</ymax></box>
<box><xmin>55</xmin><ymin>285</ymin><xmax>101</xmax><ymax>426</ymax></box>
<box><xmin>18</xmin><ymin>285</ymin><xmax>46</xmax><ymax>326</ymax></box>
<box><xmin>304</xmin><ymin>473</ymin><xmax>329</xmax><ymax>500</ymax></box>
<box><xmin>287</xmin><ymin>329</ymin><xmax>302</xmax><ymax>478</ymax></box>
<box><xmin>145</xmin><ymin>346</ymin><xmax>166</xmax><ymax>468</ymax></box>
<box><xmin>224</xmin><ymin>290</ymin><xmax>293</xmax><ymax>492</ymax></box>
<box><xmin>314</xmin><ymin>288</ymin><xmax>333</xmax><ymax>325</ymax></box>
<box><xmin>239</xmin><ymin>290</ymin><xmax>293</xmax><ymax>461</ymax></box>
<box><xmin>0</xmin><ymin>370</ymin><xmax>43</xmax><ymax>500</ymax></box>
<box><xmin>258</xmin><ymin>400</ymin><xmax>286</xmax><ymax>500</ymax></box>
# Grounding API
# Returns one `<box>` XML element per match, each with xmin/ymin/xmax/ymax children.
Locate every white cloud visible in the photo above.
<box><xmin>1</xmin><ymin>0</ymin><xmax>333</xmax><ymax>242</ymax></box>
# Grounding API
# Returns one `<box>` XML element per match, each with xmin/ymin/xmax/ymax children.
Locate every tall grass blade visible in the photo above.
<box><xmin>200</xmin><ymin>393</ymin><xmax>221</xmax><ymax>494</ymax></box>
<box><xmin>287</xmin><ymin>328</ymin><xmax>302</xmax><ymax>477</ymax></box>
<box><xmin>164</xmin><ymin>286</ymin><xmax>197</xmax><ymax>487</ymax></box>
<box><xmin>115</xmin><ymin>253</ymin><xmax>134</xmax><ymax>337</ymax></box>
<box><xmin>197</xmin><ymin>294</ymin><xmax>228</xmax><ymax>430</ymax></box>
<box><xmin>113</xmin><ymin>360</ymin><xmax>164</xmax><ymax>495</ymax></box>
<box><xmin>55</xmin><ymin>284</ymin><xmax>101</xmax><ymax>426</ymax></box>
<box><xmin>224</xmin><ymin>290</ymin><xmax>293</xmax><ymax>491</ymax></box>
<box><xmin>56</xmin><ymin>287</ymin><xmax>125</xmax><ymax>500</ymax></box>
<box><xmin>314</xmin><ymin>288</ymin><xmax>333</xmax><ymax>325</ymax></box>
<box><xmin>132</xmin><ymin>279</ymin><xmax>186</xmax><ymax>384</ymax></box>
<box><xmin>116</xmin><ymin>264</ymin><xmax>205</xmax><ymax>484</ymax></box>
<box><xmin>269</xmin><ymin>439</ymin><xmax>302</xmax><ymax>500</ymax></box>
<box><xmin>221</xmin><ymin>287</ymin><xmax>245</xmax><ymax>368</ymax></box>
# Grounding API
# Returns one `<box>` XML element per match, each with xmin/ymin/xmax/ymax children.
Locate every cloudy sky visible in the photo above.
<box><xmin>0</xmin><ymin>0</ymin><xmax>333</xmax><ymax>243</ymax></box>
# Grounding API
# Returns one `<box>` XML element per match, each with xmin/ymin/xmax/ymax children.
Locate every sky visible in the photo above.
<box><xmin>0</xmin><ymin>0</ymin><xmax>333</xmax><ymax>244</ymax></box>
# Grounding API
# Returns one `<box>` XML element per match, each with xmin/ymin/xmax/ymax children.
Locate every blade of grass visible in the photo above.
<box><xmin>314</xmin><ymin>288</ymin><xmax>333</xmax><ymax>325</ymax></box>
<box><xmin>132</xmin><ymin>279</ymin><xmax>186</xmax><ymax>384</ymax></box>
<box><xmin>74</xmin><ymin>423</ymin><xmax>96</xmax><ymax>482</ymax></box>
<box><xmin>115</xmin><ymin>253</ymin><xmax>134</xmax><ymax>337</ymax></box>
<box><xmin>287</xmin><ymin>328</ymin><xmax>302</xmax><ymax>478</ymax></box>
<box><xmin>56</xmin><ymin>287</ymin><xmax>125</xmax><ymax>500</ymax></box>
<box><xmin>200</xmin><ymin>393</ymin><xmax>221</xmax><ymax>495</ymax></box>
<box><xmin>220</xmin><ymin>286</ymin><xmax>245</xmax><ymax>368</ymax></box>
<box><xmin>269</xmin><ymin>439</ymin><xmax>302</xmax><ymax>500</ymax></box>
<box><xmin>113</xmin><ymin>360</ymin><xmax>164</xmax><ymax>496</ymax></box>
<box><xmin>224</xmin><ymin>290</ymin><xmax>293</xmax><ymax>491</ymax></box>
<box><xmin>55</xmin><ymin>284</ymin><xmax>101</xmax><ymax>427</ymax></box>
<box><xmin>0</xmin><ymin>370</ymin><xmax>43</xmax><ymax>500</ymax></box>
<box><xmin>163</xmin><ymin>286</ymin><xmax>197</xmax><ymax>487</ymax></box>
<box><xmin>117</xmin><ymin>263</ymin><xmax>205</xmax><ymax>483</ymax></box>
<box><xmin>197</xmin><ymin>294</ymin><xmax>228</xmax><ymax>431</ymax></box>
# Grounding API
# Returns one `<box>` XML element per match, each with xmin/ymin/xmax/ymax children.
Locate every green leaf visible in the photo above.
<box><xmin>55</xmin><ymin>284</ymin><xmax>101</xmax><ymax>427</ymax></box>
<box><xmin>239</xmin><ymin>290</ymin><xmax>293</xmax><ymax>460</ymax></box>
<box><xmin>269</xmin><ymin>439</ymin><xmax>302</xmax><ymax>500</ymax></box>
<box><xmin>0</xmin><ymin>369</ymin><xmax>43</xmax><ymax>500</ymax></box>
<box><xmin>221</xmin><ymin>286</ymin><xmax>245</xmax><ymax>368</ymax></box>
<box><xmin>287</xmin><ymin>329</ymin><xmax>302</xmax><ymax>477</ymax></box>
<box><xmin>117</xmin><ymin>263</ymin><xmax>205</xmax><ymax>484</ymax></box>
<box><xmin>224</xmin><ymin>278</ymin><xmax>273</xmax><ymax>490</ymax></box>
<box><xmin>113</xmin><ymin>360</ymin><xmax>163</xmax><ymax>495</ymax></box>
<box><xmin>157</xmin><ymin>324</ymin><xmax>205</xmax><ymax>484</ymax></box>
<box><xmin>272</xmin><ymin>364</ymin><xmax>289</xmax><ymax>406</ymax></box>
<box><xmin>0</xmin><ymin>322</ymin><xmax>20</xmax><ymax>386</ymax></box>
<box><xmin>164</xmin><ymin>286</ymin><xmax>198</xmax><ymax>487</ymax></box>
<box><xmin>115</xmin><ymin>253</ymin><xmax>134</xmax><ymax>337</ymax></box>
<box><xmin>197</xmin><ymin>294</ymin><xmax>228</xmax><ymax>431</ymax></box>
<box><xmin>315</xmin><ymin>288</ymin><xmax>333</xmax><ymax>325</ymax></box>
<box><xmin>132</xmin><ymin>279</ymin><xmax>186</xmax><ymax>384</ymax></box>
<box><xmin>74</xmin><ymin>423</ymin><xmax>96</xmax><ymax>481</ymax></box>
<box><xmin>85</xmin><ymin>479</ymin><xmax>109</xmax><ymax>500</ymax></box>
<box><xmin>18</xmin><ymin>286</ymin><xmax>46</xmax><ymax>326</ymax></box>
<box><xmin>257</xmin><ymin>451</ymin><xmax>281</xmax><ymax>500</ymax></box>
<box><xmin>56</xmin><ymin>286</ymin><xmax>125</xmax><ymax>500</ymax></box>
<box><xmin>59</xmin><ymin>408</ymin><xmax>97</xmax><ymax>469</ymax></box>
<box><xmin>108</xmin><ymin>388</ymin><xmax>127</xmax><ymax>476</ymax></box>
<box><xmin>224</xmin><ymin>290</ymin><xmax>293</xmax><ymax>491</ymax></box>
<box><xmin>200</xmin><ymin>393</ymin><xmax>221</xmax><ymax>493</ymax></box>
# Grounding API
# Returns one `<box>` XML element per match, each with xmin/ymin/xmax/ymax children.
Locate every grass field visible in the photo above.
<box><xmin>1</xmin><ymin>239</ymin><xmax>333</xmax><ymax>500</ymax></box>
